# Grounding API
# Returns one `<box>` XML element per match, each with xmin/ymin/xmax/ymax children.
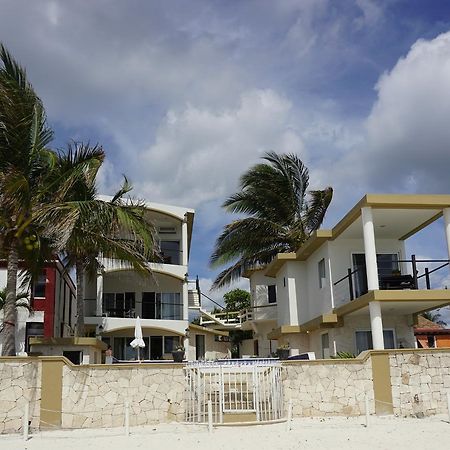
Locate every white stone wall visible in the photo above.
<box><xmin>283</xmin><ymin>359</ymin><xmax>374</xmax><ymax>416</ymax></box>
<box><xmin>389</xmin><ymin>351</ymin><xmax>450</xmax><ymax>417</ymax></box>
<box><xmin>0</xmin><ymin>360</ymin><xmax>41</xmax><ymax>434</ymax></box>
<box><xmin>61</xmin><ymin>364</ymin><xmax>185</xmax><ymax>428</ymax></box>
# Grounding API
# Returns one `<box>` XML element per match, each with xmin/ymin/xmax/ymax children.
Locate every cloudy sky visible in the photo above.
<box><xmin>2</xmin><ymin>0</ymin><xmax>450</xmax><ymax>318</ymax></box>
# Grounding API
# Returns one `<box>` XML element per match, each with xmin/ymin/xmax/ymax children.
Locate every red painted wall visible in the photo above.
<box><xmin>43</xmin><ymin>268</ymin><xmax>56</xmax><ymax>337</ymax></box>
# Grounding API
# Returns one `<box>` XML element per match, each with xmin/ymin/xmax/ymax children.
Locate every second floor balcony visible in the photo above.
<box><xmin>84</xmin><ymin>292</ymin><xmax>184</xmax><ymax>320</ymax></box>
<box><xmin>333</xmin><ymin>254</ymin><xmax>450</xmax><ymax>307</ymax></box>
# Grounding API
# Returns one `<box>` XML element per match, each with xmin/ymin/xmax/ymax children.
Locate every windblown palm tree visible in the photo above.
<box><xmin>46</xmin><ymin>142</ymin><xmax>158</xmax><ymax>336</ymax></box>
<box><xmin>0</xmin><ymin>43</ymin><xmax>54</xmax><ymax>355</ymax></box>
<box><xmin>210</xmin><ymin>152</ymin><xmax>333</xmax><ymax>288</ymax></box>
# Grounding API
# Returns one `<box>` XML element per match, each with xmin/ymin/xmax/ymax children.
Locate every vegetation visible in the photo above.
<box><xmin>0</xmin><ymin>44</ymin><xmax>158</xmax><ymax>353</ymax></box>
<box><xmin>0</xmin><ymin>288</ymin><xmax>32</xmax><ymax>314</ymax></box>
<box><xmin>210</xmin><ymin>151</ymin><xmax>333</xmax><ymax>288</ymax></box>
<box><xmin>223</xmin><ymin>288</ymin><xmax>250</xmax><ymax>312</ymax></box>
<box><xmin>0</xmin><ymin>43</ymin><xmax>55</xmax><ymax>355</ymax></box>
<box><xmin>331</xmin><ymin>351</ymin><xmax>356</xmax><ymax>359</ymax></box>
<box><xmin>51</xmin><ymin>143</ymin><xmax>157</xmax><ymax>336</ymax></box>
<box><xmin>422</xmin><ymin>310</ymin><xmax>447</xmax><ymax>327</ymax></box>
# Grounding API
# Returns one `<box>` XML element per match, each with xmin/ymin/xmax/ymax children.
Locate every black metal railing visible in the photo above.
<box><xmin>333</xmin><ymin>255</ymin><xmax>450</xmax><ymax>304</ymax></box>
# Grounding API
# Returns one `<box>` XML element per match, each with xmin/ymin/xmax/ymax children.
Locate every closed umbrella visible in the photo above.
<box><xmin>130</xmin><ymin>316</ymin><xmax>146</xmax><ymax>361</ymax></box>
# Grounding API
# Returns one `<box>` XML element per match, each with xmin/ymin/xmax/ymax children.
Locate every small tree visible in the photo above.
<box><xmin>223</xmin><ymin>288</ymin><xmax>250</xmax><ymax>312</ymax></box>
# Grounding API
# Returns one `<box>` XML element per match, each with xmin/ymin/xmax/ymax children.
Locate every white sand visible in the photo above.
<box><xmin>1</xmin><ymin>416</ymin><xmax>449</xmax><ymax>450</ymax></box>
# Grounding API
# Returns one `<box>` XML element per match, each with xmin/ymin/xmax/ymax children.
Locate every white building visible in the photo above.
<box><xmin>240</xmin><ymin>194</ymin><xmax>450</xmax><ymax>358</ymax></box>
<box><xmin>83</xmin><ymin>200</ymin><xmax>197</xmax><ymax>360</ymax></box>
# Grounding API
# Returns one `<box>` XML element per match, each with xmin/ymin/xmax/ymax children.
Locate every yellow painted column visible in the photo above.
<box><xmin>40</xmin><ymin>358</ymin><xmax>63</xmax><ymax>429</ymax></box>
<box><xmin>371</xmin><ymin>352</ymin><xmax>393</xmax><ymax>415</ymax></box>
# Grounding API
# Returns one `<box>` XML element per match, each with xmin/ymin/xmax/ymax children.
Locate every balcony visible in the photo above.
<box><xmin>83</xmin><ymin>293</ymin><xmax>183</xmax><ymax>320</ymax></box>
<box><xmin>333</xmin><ymin>254</ymin><xmax>450</xmax><ymax>308</ymax></box>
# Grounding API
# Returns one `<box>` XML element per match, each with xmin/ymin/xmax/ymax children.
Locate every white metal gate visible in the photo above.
<box><xmin>184</xmin><ymin>360</ymin><xmax>284</xmax><ymax>424</ymax></box>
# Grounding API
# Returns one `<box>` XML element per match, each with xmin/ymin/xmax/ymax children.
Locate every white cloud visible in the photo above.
<box><xmin>132</xmin><ymin>89</ymin><xmax>305</xmax><ymax>208</ymax></box>
<box><xmin>362</xmin><ymin>31</ymin><xmax>450</xmax><ymax>193</ymax></box>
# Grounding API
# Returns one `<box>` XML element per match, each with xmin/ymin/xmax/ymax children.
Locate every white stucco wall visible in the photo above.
<box><xmin>308</xmin><ymin>313</ymin><xmax>416</xmax><ymax>357</ymax></box>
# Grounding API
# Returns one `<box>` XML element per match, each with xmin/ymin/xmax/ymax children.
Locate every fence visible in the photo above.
<box><xmin>1</xmin><ymin>349</ymin><xmax>450</xmax><ymax>435</ymax></box>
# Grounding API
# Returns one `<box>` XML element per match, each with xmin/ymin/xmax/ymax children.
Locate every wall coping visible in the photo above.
<box><xmin>1</xmin><ymin>348</ymin><xmax>449</xmax><ymax>368</ymax></box>
<box><xmin>0</xmin><ymin>355</ymin><xmax>185</xmax><ymax>369</ymax></box>
<box><xmin>281</xmin><ymin>347</ymin><xmax>450</xmax><ymax>366</ymax></box>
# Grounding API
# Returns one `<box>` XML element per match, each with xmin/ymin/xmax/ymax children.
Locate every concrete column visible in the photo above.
<box><xmin>181</xmin><ymin>216</ymin><xmax>188</xmax><ymax>266</ymax></box>
<box><xmin>361</xmin><ymin>206</ymin><xmax>379</xmax><ymax>290</ymax></box>
<box><xmin>96</xmin><ymin>272</ymin><xmax>103</xmax><ymax>317</ymax></box>
<box><xmin>444</xmin><ymin>208</ymin><xmax>450</xmax><ymax>263</ymax></box>
<box><xmin>369</xmin><ymin>301</ymin><xmax>385</xmax><ymax>350</ymax></box>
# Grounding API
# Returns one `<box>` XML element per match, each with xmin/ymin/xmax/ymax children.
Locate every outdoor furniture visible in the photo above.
<box><xmin>379</xmin><ymin>274</ymin><xmax>415</xmax><ymax>290</ymax></box>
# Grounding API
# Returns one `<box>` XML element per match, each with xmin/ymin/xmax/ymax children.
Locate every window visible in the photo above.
<box><xmin>268</xmin><ymin>285</ymin><xmax>277</xmax><ymax>304</ymax></box>
<box><xmin>141</xmin><ymin>292</ymin><xmax>182</xmax><ymax>320</ymax></box>
<box><xmin>427</xmin><ymin>335</ymin><xmax>436</xmax><ymax>348</ymax></box>
<box><xmin>321</xmin><ymin>333</ymin><xmax>330</xmax><ymax>359</ymax></box>
<box><xmin>164</xmin><ymin>336</ymin><xmax>178</xmax><ymax>353</ymax></box>
<box><xmin>160</xmin><ymin>241</ymin><xmax>180</xmax><ymax>264</ymax></box>
<box><xmin>159</xmin><ymin>226</ymin><xmax>176</xmax><ymax>234</ymax></box>
<box><xmin>103</xmin><ymin>292</ymin><xmax>135</xmax><ymax>317</ymax></box>
<box><xmin>355</xmin><ymin>330</ymin><xmax>395</xmax><ymax>354</ymax></box>
<box><xmin>318</xmin><ymin>259</ymin><xmax>326</xmax><ymax>288</ymax></box>
<box><xmin>33</xmin><ymin>272</ymin><xmax>46</xmax><ymax>298</ymax></box>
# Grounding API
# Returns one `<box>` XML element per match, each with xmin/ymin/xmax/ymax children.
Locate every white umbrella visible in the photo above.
<box><xmin>130</xmin><ymin>316</ymin><xmax>146</xmax><ymax>361</ymax></box>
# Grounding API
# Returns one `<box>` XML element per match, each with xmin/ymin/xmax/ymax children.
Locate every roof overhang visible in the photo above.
<box><xmin>252</xmin><ymin>194</ymin><xmax>450</xmax><ymax>279</ymax></box>
<box><xmin>265</xmin><ymin>253</ymin><xmax>297</xmax><ymax>278</ymax></box>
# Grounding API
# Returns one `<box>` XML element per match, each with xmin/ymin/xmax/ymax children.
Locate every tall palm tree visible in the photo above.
<box><xmin>210</xmin><ymin>152</ymin><xmax>333</xmax><ymax>288</ymax></box>
<box><xmin>45</xmin><ymin>142</ymin><xmax>158</xmax><ymax>336</ymax></box>
<box><xmin>0</xmin><ymin>43</ymin><xmax>54</xmax><ymax>355</ymax></box>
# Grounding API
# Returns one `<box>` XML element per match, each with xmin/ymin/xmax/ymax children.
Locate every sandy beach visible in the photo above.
<box><xmin>1</xmin><ymin>416</ymin><xmax>449</xmax><ymax>450</ymax></box>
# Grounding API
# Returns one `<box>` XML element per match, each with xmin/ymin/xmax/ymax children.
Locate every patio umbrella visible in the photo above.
<box><xmin>130</xmin><ymin>316</ymin><xmax>146</xmax><ymax>361</ymax></box>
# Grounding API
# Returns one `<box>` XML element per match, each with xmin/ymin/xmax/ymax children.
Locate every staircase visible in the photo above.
<box><xmin>199</xmin><ymin>308</ymin><xmax>242</xmax><ymax>329</ymax></box>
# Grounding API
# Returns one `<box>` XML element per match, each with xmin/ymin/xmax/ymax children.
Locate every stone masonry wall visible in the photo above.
<box><xmin>389</xmin><ymin>350</ymin><xmax>450</xmax><ymax>417</ymax></box>
<box><xmin>62</xmin><ymin>364</ymin><xmax>185</xmax><ymax>428</ymax></box>
<box><xmin>0</xmin><ymin>359</ymin><xmax>41</xmax><ymax>434</ymax></box>
<box><xmin>282</xmin><ymin>358</ymin><xmax>374</xmax><ymax>416</ymax></box>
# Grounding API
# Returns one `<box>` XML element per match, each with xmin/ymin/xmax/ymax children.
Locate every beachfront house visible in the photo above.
<box><xmin>236</xmin><ymin>194</ymin><xmax>450</xmax><ymax>358</ymax></box>
<box><xmin>82</xmin><ymin>199</ymin><xmax>197</xmax><ymax>360</ymax></box>
<box><xmin>0</xmin><ymin>258</ymin><xmax>76</xmax><ymax>355</ymax></box>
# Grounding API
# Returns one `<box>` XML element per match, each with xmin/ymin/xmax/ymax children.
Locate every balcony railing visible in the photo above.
<box><xmin>83</xmin><ymin>298</ymin><xmax>136</xmax><ymax>318</ymax></box>
<box><xmin>239</xmin><ymin>304</ymin><xmax>277</xmax><ymax>323</ymax></box>
<box><xmin>333</xmin><ymin>255</ymin><xmax>450</xmax><ymax>307</ymax></box>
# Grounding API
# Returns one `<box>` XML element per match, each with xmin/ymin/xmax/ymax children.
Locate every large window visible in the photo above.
<box><xmin>355</xmin><ymin>330</ymin><xmax>395</xmax><ymax>354</ymax></box>
<box><xmin>352</xmin><ymin>253</ymin><xmax>399</xmax><ymax>297</ymax></box>
<box><xmin>142</xmin><ymin>292</ymin><xmax>183</xmax><ymax>320</ymax></box>
<box><xmin>103</xmin><ymin>292</ymin><xmax>135</xmax><ymax>317</ymax></box>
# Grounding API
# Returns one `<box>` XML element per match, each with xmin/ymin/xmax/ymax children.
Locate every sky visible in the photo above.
<box><xmin>1</xmin><ymin>0</ymin><xmax>450</xmax><ymax>320</ymax></box>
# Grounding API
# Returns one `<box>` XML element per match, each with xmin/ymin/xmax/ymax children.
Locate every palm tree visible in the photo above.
<box><xmin>0</xmin><ymin>288</ymin><xmax>32</xmax><ymax>314</ymax></box>
<box><xmin>0</xmin><ymin>43</ymin><xmax>54</xmax><ymax>355</ymax></box>
<box><xmin>46</xmin><ymin>142</ymin><xmax>158</xmax><ymax>336</ymax></box>
<box><xmin>422</xmin><ymin>310</ymin><xmax>447</xmax><ymax>327</ymax></box>
<box><xmin>210</xmin><ymin>152</ymin><xmax>333</xmax><ymax>288</ymax></box>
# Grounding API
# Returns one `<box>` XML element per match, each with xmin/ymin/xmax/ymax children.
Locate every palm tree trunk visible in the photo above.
<box><xmin>2</xmin><ymin>240</ymin><xmax>18</xmax><ymax>356</ymax></box>
<box><xmin>75</xmin><ymin>260</ymin><xmax>85</xmax><ymax>337</ymax></box>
